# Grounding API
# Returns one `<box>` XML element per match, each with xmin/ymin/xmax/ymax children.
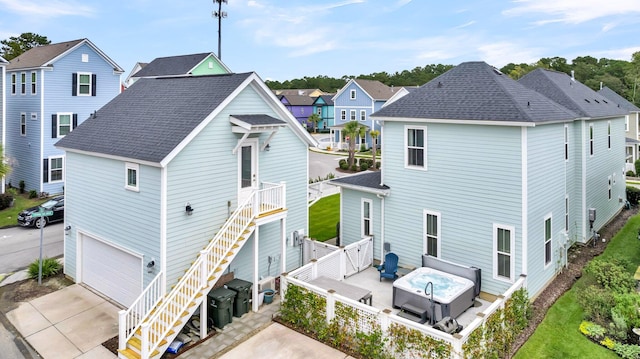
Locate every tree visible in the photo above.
<box><xmin>370</xmin><ymin>130</ymin><xmax>380</xmax><ymax>170</ymax></box>
<box><xmin>343</xmin><ymin>121</ymin><xmax>366</xmax><ymax>169</ymax></box>
<box><xmin>0</xmin><ymin>33</ymin><xmax>50</xmax><ymax>60</ymax></box>
<box><xmin>307</xmin><ymin>113</ymin><xmax>321</xmax><ymax>133</ymax></box>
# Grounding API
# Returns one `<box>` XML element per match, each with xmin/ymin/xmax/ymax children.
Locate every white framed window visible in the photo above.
<box><xmin>20</xmin><ymin>113</ymin><xmax>26</xmax><ymax>136</ymax></box>
<box><xmin>405</xmin><ymin>125</ymin><xmax>426</xmax><ymax>169</ymax></box>
<box><xmin>81</xmin><ymin>53</ymin><xmax>89</xmax><ymax>62</ymax></box>
<box><xmin>493</xmin><ymin>224</ymin><xmax>514</xmax><ymax>282</ymax></box>
<box><xmin>340</xmin><ymin>110</ymin><xmax>346</xmax><ymax>121</ymax></box>
<box><xmin>56</xmin><ymin>113</ymin><xmax>72</xmax><ymax>137</ymax></box>
<box><xmin>564</xmin><ymin>124</ymin><xmax>569</xmax><ymax>161</ymax></box>
<box><xmin>565</xmin><ymin>195</ymin><xmax>569</xmax><ymax>232</ymax></box>
<box><xmin>360</xmin><ymin>110</ymin><xmax>366</xmax><ymax>122</ymax></box>
<box><xmin>125</xmin><ymin>163</ymin><xmax>139</xmax><ymax>191</ymax></box>
<box><xmin>589</xmin><ymin>124</ymin><xmax>594</xmax><ymax>156</ymax></box>
<box><xmin>626</xmin><ymin>117</ymin><xmax>629</xmax><ymax>132</ymax></box>
<box><xmin>361</xmin><ymin>199</ymin><xmax>372</xmax><ymax>237</ymax></box>
<box><xmin>607</xmin><ymin>121</ymin><xmax>611</xmax><ymax>150</ymax></box>
<box><xmin>49</xmin><ymin>157</ymin><xmax>64</xmax><ymax>182</ymax></box>
<box><xmin>544</xmin><ymin>215</ymin><xmax>552</xmax><ymax>267</ymax></box>
<box><xmin>350</xmin><ymin>110</ymin><xmax>356</xmax><ymax>121</ymax></box>
<box><xmin>31</xmin><ymin>72</ymin><xmax>36</xmax><ymax>94</ymax></box>
<box><xmin>350</xmin><ymin>89</ymin><xmax>356</xmax><ymax>100</ymax></box>
<box><xmin>78</xmin><ymin>72</ymin><xmax>91</xmax><ymax>95</ymax></box>
<box><xmin>21</xmin><ymin>72</ymin><xmax>26</xmax><ymax>94</ymax></box>
<box><xmin>11</xmin><ymin>73</ymin><xmax>16</xmax><ymax>94</ymax></box>
<box><xmin>317</xmin><ymin>107</ymin><xmax>322</xmax><ymax>116</ymax></box>
<box><xmin>608</xmin><ymin>175</ymin><xmax>612</xmax><ymax>200</ymax></box>
<box><xmin>423</xmin><ymin>210</ymin><xmax>441</xmax><ymax>258</ymax></box>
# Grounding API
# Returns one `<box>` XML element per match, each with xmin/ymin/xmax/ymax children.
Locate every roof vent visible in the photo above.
<box><xmin>527</xmin><ymin>101</ymin><xmax>530</xmax><ymax>107</ymax></box>
<box><xmin>602</xmin><ymin>99</ymin><xmax>608</xmax><ymax>104</ymax></box>
<box><xmin>571</xmin><ymin>70</ymin><xmax>575</xmax><ymax>81</ymax></box>
<box><xmin>437</xmin><ymin>82</ymin><xmax>442</xmax><ymax>88</ymax></box>
<box><xmin>584</xmin><ymin>99</ymin><xmax>590</xmax><ymax>103</ymax></box>
<box><xmin>594</xmin><ymin>99</ymin><xmax>600</xmax><ymax>104</ymax></box>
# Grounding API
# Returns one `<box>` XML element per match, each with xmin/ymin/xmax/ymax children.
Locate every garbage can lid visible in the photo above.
<box><xmin>208</xmin><ymin>287</ymin><xmax>236</xmax><ymax>300</ymax></box>
<box><xmin>225</xmin><ymin>278</ymin><xmax>253</xmax><ymax>291</ymax></box>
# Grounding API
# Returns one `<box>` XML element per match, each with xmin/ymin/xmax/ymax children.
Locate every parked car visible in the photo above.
<box><xmin>17</xmin><ymin>196</ymin><xmax>64</xmax><ymax>229</ymax></box>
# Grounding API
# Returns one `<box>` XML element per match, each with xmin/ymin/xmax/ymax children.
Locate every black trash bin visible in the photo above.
<box><xmin>225</xmin><ymin>278</ymin><xmax>252</xmax><ymax>317</ymax></box>
<box><xmin>208</xmin><ymin>287</ymin><xmax>235</xmax><ymax>329</ymax></box>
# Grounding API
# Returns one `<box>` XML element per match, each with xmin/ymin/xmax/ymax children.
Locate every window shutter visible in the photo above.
<box><xmin>51</xmin><ymin>114</ymin><xmax>57</xmax><ymax>138</ymax></box>
<box><xmin>72</xmin><ymin>73</ymin><xmax>77</xmax><ymax>96</ymax></box>
<box><xmin>91</xmin><ymin>74</ymin><xmax>97</xmax><ymax>96</ymax></box>
<box><xmin>43</xmin><ymin>159</ymin><xmax>49</xmax><ymax>183</ymax></box>
<box><xmin>72</xmin><ymin>114</ymin><xmax>78</xmax><ymax>129</ymax></box>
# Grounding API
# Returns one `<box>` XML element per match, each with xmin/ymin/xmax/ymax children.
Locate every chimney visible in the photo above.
<box><xmin>600</xmin><ymin>81</ymin><xmax>603</xmax><ymax>90</ymax></box>
<box><xmin>571</xmin><ymin>70</ymin><xmax>575</xmax><ymax>81</ymax></box>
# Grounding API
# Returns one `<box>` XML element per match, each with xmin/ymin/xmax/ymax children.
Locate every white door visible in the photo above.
<box><xmin>238</xmin><ymin>138</ymin><xmax>258</xmax><ymax>203</ymax></box>
<box><xmin>81</xmin><ymin>234</ymin><xmax>142</xmax><ymax>307</ymax></box>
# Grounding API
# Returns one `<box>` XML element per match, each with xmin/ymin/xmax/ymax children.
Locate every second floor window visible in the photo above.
<box><xmin>72</xmin><ymin>72</ymin><xmax>96</xmax><ymax>96</ymax></box>
<box><xmin>52</xmin><ymin>113</ymin><xmax>77</xmax><ymax>138</ymax></box>
<box><xmin>20</xmin><ymin>113</ymin><xmax>26</xmax><ymax>136</ymax></box>
<box><xmin>589</xmin><ymin>124</ymin><xmax>594</xmax><ymax>156</ymax></box>
<box><xmin>11</xmin><ymin>73</ymin><xmax>16</xmax><ymax>94</ymax></box>
<box><xmin>350</xmin><ymin>110</ymin><xmax>356</xmax><ymax>121</ymax></box>
<box><xmin>125</xmin><ymin>163</ymin><xmax>139</xmax><ymax>191</ymax></box>
<box><xmin>406</xmin><ymin>126</ymin><xmax>426</xmax><ymax>168</ymax></box>
<box><xmin>31</xmin><ymin>72</ymin><xmax>37</xmax><ymax>94</ymax></box>
<box><xmin>21</xmin><ymin>72</ymin><xmax>26</xmax><ymax>94</ymax></box>
<box><xmin>350</xmin><ymin>89</ymin><xmax>356</xmax><ymax>100</ymax></box>
<box><xmin>340</xmin><ymin>110</ymin><xmax>346</xmax><ymax>121</ymax></box>
<box><xmin>360</xmin><ymin>110</ymin><xmax>366</xmax><ymax>122</ymax></box>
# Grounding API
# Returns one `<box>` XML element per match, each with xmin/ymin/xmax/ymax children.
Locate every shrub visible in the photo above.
<box><xmin>584</xmin><ymin>258</ymin><xmax>635</xmax><ymax>294</ymax></box>
<box><xmin>576</xmin><ymin>285</ymin><xmax>615</xmax><ymax>324</ymax></box>
<box><xmin>359</xmin><ymin>143</ymin><xmax>366</xmax><ymax>152</ymax></box>
<box><xmin>359</xmin><ymin>161</ymin><xmax>370</xmax><ymax>171</ymax></box>
<box><xmin>627</xmin><ymin>186</ymin><xmax>640</xmax><ymax>206</ymax></box>
<box><xmin>636</xmin><ymin>158</ymin><xmax>640</xmax><ymax>176</ymax></box>
<box><xmin>19</xmin><ymin>180</ymin><xmax>25</xmax><ymax>194</ymax></box>
<box><xmin>612</xmin><ymin>293</ymin><xmax>640</xmax><ymax>329</ymax></box>
<box><xmin>339</xmin><ymin>159</ymin><xmax>348</xmax><ymax>170</ymax></box>
<box><xmin>27</xmin><ymin>258</ymin><xmax>62</xmax><ymax>280</ymax></box>
<box><xmin>627</xmin><ymin>171</ymin><xmax>636</xmax><ymax>177</ymax></box>
<box><xmin>350</xmin><ymin>164</ymin><xmax>358</xmax><ymax>172</ymax></box>
<box><xmin>0</xmin><ymin>192</ymin><xmax>13</xmax><ymax>210</ymax></box>
<box><xmin>28</xmin><ymin>190</ymin><xmax>38</xmax><ymax>199</ymax></box>
<box><xmin>579</xmin><ymin>321</ymin><xmax>607</xmax><ymax>340</ymax></box>
<box><xmin>376</xmin><ymin>161</ymin><xmax>381</xmax><ymax>169</ymax></box>
<box><xmin>608</xmin><ymin>310</ymin><xmax>628</xmax><ymax>341</ymax></box>
<box><xmin>614</xmin><ymin>342</ymin><xmax>640</xmax><ymax>359</ymax></box>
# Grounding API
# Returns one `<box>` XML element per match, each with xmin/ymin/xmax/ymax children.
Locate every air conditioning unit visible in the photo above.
<box><xmin>258</xmin><ymin>276</ymin><xmax>276</xmax><ymax>292</ymax></box>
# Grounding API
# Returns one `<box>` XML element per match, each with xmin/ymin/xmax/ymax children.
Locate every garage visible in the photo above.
<box><xmin>81</xmin><ymin>234</ymin><xmax>142</xmax><ymax>307</ymax></box>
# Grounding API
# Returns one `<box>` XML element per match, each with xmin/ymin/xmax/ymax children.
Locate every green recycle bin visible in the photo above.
<box><xmin>225</xmin><ymin>278</ymin><xmax>252</xmax><ymax>318</ymax></box>
<box><xmin>208</xmin><ymin>287</ymin><xmax>235</xmax><ymax>329</ymax></box>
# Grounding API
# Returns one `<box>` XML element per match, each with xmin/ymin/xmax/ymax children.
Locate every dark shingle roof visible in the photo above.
<box><xmin>133</xmin><ymin>53</ymin><xmax>211</xmax><ymax>77</ymax></box>
<box><xmin>598</xmin><ymin>86</ymin><xmax>640</xmax><ymax>112</ymax></box>
<box><xmin>331</xmin><ymin>172</ymin><xmax>389</xmax><ymax>193</ymax></box>
<box><xmin>519</xmin><ymin>69</ymin><xmax>628</xmax><ymax>118</ymax></box>
<box><xmin>314</xmin><ymin>95</ymin><xmax>334</xmax><ymax>106</ymax></box>
<box><xmin>281</xmin><ymin>94</ymin><xmax>315</xmax><ymax>106</ymax></box>
<box><xmin>56</xmin><ymin>73</ymin><xmax>253</xmax><ymax>163</ymax></box>
<box><xmin>373</xmin><ymin>62</ymin><xmax>579</xmax><ymax>123</ymax></box>
<box><xmin>7</xmin><ymin>39</ymin><xmax>84</xmax><ymax>70</ymax></box>
<box><xmin>354</xmin><ymin>79</ymin><xmax>396</xmax><ymax>101</ymax></box>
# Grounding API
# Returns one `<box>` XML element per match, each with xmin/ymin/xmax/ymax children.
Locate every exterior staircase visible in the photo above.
<box><xmin>117</xmin><ymin>183</ymin><xmax>286</xmax><ymax>359</ymax></box>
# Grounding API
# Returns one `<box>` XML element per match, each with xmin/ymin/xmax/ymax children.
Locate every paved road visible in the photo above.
<box><xmin>309</xmin><ymin>149</ymin><xmax>348</xmax><ymax>180</ymax></box>
<box><xmin>0</xmin><ymin>224</ymin><xmax>64</xmax><ymax>274</ymax></box>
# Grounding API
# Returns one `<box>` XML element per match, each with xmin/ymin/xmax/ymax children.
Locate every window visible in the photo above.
<box><xmin>350</xmin><ymin>110</ymin><xmax>356</xmax><ymax>121</ymax></box>
<box><xmin>494</xmin><ymin>224</ymin><xmax>514</xmax><ymax>281</ymax></box>
<box><xmin>544</xmin><ymin>216</ymin><xmax>552</xmax><ymax>266</ymax></box>
<box><xmin>51</xmin><ymin>113</ymin><xmax>77</xmax><ymax>138</ymax></box>
<box><xmin>317</xmin><ymin>107</ymin><xmax>322</xmax><ymax>116</ymax></box>
<box><xmin>31</xmin><ymin>72</ymin><xmax>36</xmax><ymax>94</ymax></box>
<box><xmin>360</xmin><ymin>110</ymin><xmax>366</xmax><ymax>122</ymax></box>
<box><xmin>20</xmin><ymin>113</ymin><xmax>26</xmax><ymax>136</ymax></box>
<box><xmin>565</xmin><ymin>195</ymin><xmax>569</xmax><ymax>232</ymax></box>
<box><xmin>564</xmin><ymin>125</ymin><xmax>569</xmax><ymax>161</ymax></box>
<box><xmin>406</xmin><ymin>126</ymin><xmax>426</xmax><ymax>169</ymax></box>
<box><xmin>361</xmin><ymin>199</ymin><xmax>372</xmax><ymax>237</ymax></box>
<box><xmin>608</xmin><ymin>175</ymin><xmax>612</xmax><ymax>200</ymax></box>
<box><xmin>350</xmin><ymin>89</ymin><xmax>356</xmax><ymax>100</ymax></box>
<box><xmin>125</xmin><ymin>163</ymin><xmax>139</xmax><ymax>191</ymax></box>
<box><xmin>49</xmin><ymin>157</ymin><xmax>63</xmax><ymax>182</ymax></box>
<box><xmin>340</xmin><ymin>110</ymin><xmax>346</xmax><ymax>121</ymax></box>
<box><xmin>11</xmin><ymin>73</ymin><xmax>16</xmax><ymax>94</ymax></box>
<box><xmin>21</xmin><ymin>72</ymin><xmax>26</xmax><ymax>94</ymax></box>
<box><xmin>424</xmin><ymin>210</ymin><xmax>440</xmax><ymax>257</ymax></box>
<box><xmin>72</xmin><ymin>72</ymin><xmax>96</xmax><ymax>96</ymax></box>
<box><xmin>589</xmin><ymin>124</ymin><xmax>594</xmax><ymax>156</ymax></box>
<box><xmin>607</xmin><ymin>121</ymin><xmax>611</xmax><ymax>150</ymax></box>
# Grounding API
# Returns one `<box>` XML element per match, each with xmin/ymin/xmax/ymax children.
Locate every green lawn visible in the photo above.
<box><xmin>309</xmin><ymin>193</ymin><xmax>339</xmax><ymax>242</ymax></box>
<box><xmin>0</xmin><ymin>194</ymin><xmax>45</xmax><ymax>228</ymax></box>
<box><xmin>514</xmin><ymin>213</ymin><xmax>640</xmax><ymax>358</ymax></box>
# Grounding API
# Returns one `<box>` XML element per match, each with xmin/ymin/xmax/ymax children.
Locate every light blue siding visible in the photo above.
<box><xmin>339</xmin><ymin>189</ymin><xmax>382</xmax><ymax>259</ymax></box>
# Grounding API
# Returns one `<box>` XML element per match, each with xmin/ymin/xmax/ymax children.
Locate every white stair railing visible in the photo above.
<box><xmin>118</xmin><ymin>271</ymin><xmax>164</xmax><ymax>350</ymax></box>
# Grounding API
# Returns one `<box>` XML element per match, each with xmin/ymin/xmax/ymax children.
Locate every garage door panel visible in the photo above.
<box><xmin>81</xmin><ymin>235</ymin><xmax>142</xmax><ymax>307</ymax></box>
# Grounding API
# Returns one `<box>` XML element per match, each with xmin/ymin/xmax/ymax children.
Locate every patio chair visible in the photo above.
<box><xmin>377</xmin><ymin>252</ymin><xmax>399</xmax><ymax>281</ymax></box>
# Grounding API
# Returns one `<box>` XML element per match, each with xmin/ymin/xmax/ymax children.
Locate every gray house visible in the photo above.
<box><xmin>332</xmin><ymin>62</ymin><xmax>627</xmax><ymax>299</ymax></box>
<box><xmin>598</xmin><ymin>86</ymin><xmax>640</xmax><ymax>171</ymax></box>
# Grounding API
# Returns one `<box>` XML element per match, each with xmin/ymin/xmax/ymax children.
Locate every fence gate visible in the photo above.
<box><xmin>344</xmin><ymin>237</ymin><xmax>373</xmax><ymax>278</ymax></box>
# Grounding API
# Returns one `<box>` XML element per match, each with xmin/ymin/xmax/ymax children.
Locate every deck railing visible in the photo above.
<box><xmin>118</xmin><ymin>271</ymin><xmax>165</xmax><ymax>349</ymax></box>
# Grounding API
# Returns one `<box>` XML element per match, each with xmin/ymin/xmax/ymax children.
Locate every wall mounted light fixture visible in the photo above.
<box><xmin>185</xmin><ymin>203</ymin><xmax>193</xmax><ymax>215</ymax></box>
<box><xmin>265</xmin><ymin>144</ymin><xmax>271</xmax><ymax>151</ymax></box>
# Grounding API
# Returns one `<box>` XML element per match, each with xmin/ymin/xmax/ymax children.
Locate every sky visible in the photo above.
<box><xmin>0</xmin><ymin>0</ymin><xmax>639</xmax><ymax>82</ymax></box>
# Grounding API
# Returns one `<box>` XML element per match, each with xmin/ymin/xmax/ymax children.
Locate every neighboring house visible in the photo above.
<box><xmin>312</xmin><ymin>94</ymin><xmax>334</xmax><ymax>130</ymax></box>
<box><xmin>123</xmin><ymin>61</ymin><xmax>148</xmax><ymax>88</ymax></box>
<box><xmin>5</xmin><ymin>38</ymin><xmax>123</xmax><ymax>195</ymax></box>
<box><xmin>0</xmin><ymin>55</ymin><xmax>6</xmax><ymax>175</ymax></box>
<box><xmin>382</xmin><ymin>86</ymin><xmax>419</xmax><ymax>108</ymax></box>
<box><xmin>598</xmin><ymin>86</ymin><xmax>640</xmax><ymax>172</ymax></box>
<box><xmin>275</xmin><ymin>88</ymin><xmax>327</xmax><ymax>97</ymax></box>
<box><xmin>56</xmin><ymin>71</ymin><xmax>316</xmax><ymax>358</ymax></box>
<box><xmin>332</xmin><ymin>62</ymin><xmax>627</xmax><ymax>300</ymax></box>
<box><xmin>331</xmin><ymin>79</ymin><xmax>397</xmax><ymax>149</ymax></box>
<box><xmin>130</xmin><ymin>52</ymin><xmax>230</xmax><ymax>81</ymax></box>
<box><xmin>279</xmin><ymin>94</ymin><xmax>315</xmax><ymax>130</ymax></box>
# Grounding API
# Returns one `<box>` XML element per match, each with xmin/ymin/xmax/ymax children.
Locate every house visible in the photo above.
<box><xmin>123</xmin><ymin>61</ymin><xmax>148</xmax><ymax>88</ymax></box>
<box><xmin>275</xmin><ymin>88</ymin><xmax>327</xmax><ymax>97</ymax></box>
<box><xmin>4</xmin><ymin>38</ymin><xmax>123</xmax><ymax>195</ymax></box>
<box><xmin>382</xmin><ymin>86</ymin><xmax>419</xmax><ymax>108</ymax></box>
<box><xmin>312</xmin><ymin>94</ymin><xmax>334</xmax><ymax>131</ymax></box>
<box><xmin>56</xmin><ymin>71</ymin><xmax>316</xmax><ymax>358</ymax></box>
<box><xmin>279</xmin><ymin>94</ymin><xmax>316</xmax><ymax>130</ymax></box>
<box><xmin>598</xmin><ymin>86</ymin><xmax>640</xmax><ymax>172</ymax></box>
<box><xmin>331</xmin><ymin>79</ymin><xmax>397</xmax><ymax>149</ymax></box>
<box><xmin>130</xmin><ymin>52</ymin><xmax>230</xmax><ymax>81</ymax></box>
<box><xmin>331</xmin><ymin>62</ymin><xmax>627</xmax><ymax>300</ymax></box>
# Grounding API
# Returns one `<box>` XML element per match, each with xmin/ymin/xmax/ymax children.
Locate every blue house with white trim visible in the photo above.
<box><xmin>313</xmin><ymin>94</ymin><xmax>334</xmax><ymax>131</ymax></box>
<box><xmin>332</xmin><ymin>62</ymin><xmax>627</xmax><ymax>299</ymax></box>
<box><xmin>5</xmin><ymin>38</ymin><xmax>123</xmax><ymax>195</ymax></box>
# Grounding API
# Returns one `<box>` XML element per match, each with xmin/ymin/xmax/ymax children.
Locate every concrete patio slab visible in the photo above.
<box><xmin>76</xmin><ymin>345</ymin><xmax>118</xmax><ymax>359</ymax></box>
<box><xmin>6</xmin><ymin>302</ymin><xmax>52</xmax><ymax>337</ymax></box>
<box><xmin>55</xmin><ymin>301</ymin><xmax>119</xmax><ymax>353</ymax></box>
<box><xmin>29</xmin><ymin>284</ymin><xmax>106</xmax><ymax>324</ymax></box>
<box><xmin>26</xmin><ymin>325</ymin><xmax>81</xmax><ymax>359</ymax></box>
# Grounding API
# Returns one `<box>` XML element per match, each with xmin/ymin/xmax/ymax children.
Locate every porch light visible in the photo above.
<box><xmin>185</xmin><ymin>203</ymin><xmax>193</xmax><ymax>216</ymax></box>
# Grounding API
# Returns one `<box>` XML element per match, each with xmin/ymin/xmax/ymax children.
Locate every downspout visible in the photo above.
<box><xmin>39</xmin><ymin>70</ymin><xmax>45</xmax><ymax>194</ymax></box>
<box><xmin>521</xmin><ymin>127</ymin><xmax>528</xmax><ymax>277</ymax></box>
<box><xmin>1</xmin><ymin>64</ymin><xmax>5</xmax><ymax>193</ymax></box>
<box><xmin>581</xmin><ymin>120</ymin><xmax>587</xmax><ymax>242</ymax></box>
<box><xmin>160</xmin><ymin>165</ymin><xmax>167</xmax><ymax>294</ymax></box>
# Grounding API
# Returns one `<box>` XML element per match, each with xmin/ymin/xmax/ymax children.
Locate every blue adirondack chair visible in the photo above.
<box><xmin>377</xmin><ymin>252</ymin><xmax>399</xmax><ymax>281</ymax></box>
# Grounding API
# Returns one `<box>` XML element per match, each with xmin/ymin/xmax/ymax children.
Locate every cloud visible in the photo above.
<box><xmin>0</xmin><ymin>0</ymin><xmax>95</xmax><ymax>17</ymax></box>
<box><xmin>590</xmin><ymin>46</ymin><xmax>640</xmax><ymax>61</ymax></box>
<box><xmin>503</xmin><ymin>0</ymin><xmax>640</xmax><ymax>25</ymax></box>
<box><xmin>477</xmin><ymin>42</ymin><xmax>541</xmax><ymax>67</ymax></box>
<box><xmin>454</xmin><ymin>21</ymin><xmax>476</xmax><ymax>29</ymax></box>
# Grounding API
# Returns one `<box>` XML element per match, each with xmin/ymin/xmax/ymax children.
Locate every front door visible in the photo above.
<box><xmin>238</xmin><ymin>138</ymin><xmax>258</xmax><ymax>204</ymax></box>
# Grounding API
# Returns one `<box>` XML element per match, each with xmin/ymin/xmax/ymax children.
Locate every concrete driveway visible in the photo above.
<box><xmin>6</xmin><ymin>284</ymin><xmax>118</xmax><ymax>359</ymax></box>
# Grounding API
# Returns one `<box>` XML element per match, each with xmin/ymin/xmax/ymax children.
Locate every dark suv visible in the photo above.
<box><xmin>17</xmin><ymin>196</ymin><xmax>64</xmax><ymax>229</ymax></box>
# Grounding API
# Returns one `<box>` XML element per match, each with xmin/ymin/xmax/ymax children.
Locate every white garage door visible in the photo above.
<box><xmin>81</xmin><ymin>234</ymin><xmax>142</xmax><ymax>307</ymax></box>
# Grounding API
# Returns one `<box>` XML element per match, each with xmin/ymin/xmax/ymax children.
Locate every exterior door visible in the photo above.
<box><xmin>238</xmin><ymin>138</ymin><xmax>258</xmax><ymax>203</ymax></box>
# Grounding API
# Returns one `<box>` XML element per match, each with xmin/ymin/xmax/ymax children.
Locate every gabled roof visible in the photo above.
<box><xmin>0</xmin><ymin>55</ymin><xmax>7</xmax><ymax>64</ymax></box>
<box><xmin>313</xmin><ymin>95</ymin><xmax>334</xmax><ymax>106</ymax></box>
<box><xmin>6</xmin><ymin>38</ymin><xmax>123</xmax><ymax>72</ymax></box>
<box><xmin>132</xmin><ymin>53</ymin><xmax>229</xmax><ymax>77</ymax></box>
<box><xmin>373</xmin><ymin>61</ymin><xmax>579</xmax><ymax>124</ymax></box>
<box><xmin>354</xmin><ymin>79</ymin><xmax>396</xmax><ymax>101</ymax></box>
<box><xmin>56</xmin><ymin>73</ymin><xmax>316</xmax><ymax>165</ymax></box>
<box><xmin>519</xmin><ymin>69</ymin><xmax>628</xmax><ymax>118</ymax></box>
<box><xmin>275</xmin><ymin>89</ymin><xmax>326</xmax><ymax>96</ymax></box>
<box><xmin>280</xmin><ymin>94</ymin><xmax>315</xmax><ymax>106</ymax></box>
<box><xmin>598</xmin><ymin>86</ymin><xmax>640</xmax><ymax>113</ymax></box>
<box><xmin>331</xmin><ymin>171</ymin><xmax>390</xmax><ymax>195</ymax></box>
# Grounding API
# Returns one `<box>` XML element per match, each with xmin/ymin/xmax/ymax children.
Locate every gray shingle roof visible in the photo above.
<box><xmin>373</xmin><ymin>62</ymin><xmax>579</xmax><ymax>123</ymax></box>
<box><xmin>281</xmin><ymin>94</ymin><xmax>315</xmax><ymax>106</ymax></box>
<box><xmin>519</xmin><ymin>69</ymin><xmax>628</xmax><ymax>118</ymax></box>
<box><xmin>354</xmin><ymin>79</ymin><xmax>396</xmax><ymax>101</ymax></box>
<box><xmin>598</xmin><ymin>86</ymin><xmax>640</xmax><ymax>112</ymax></box>
<box><xmin>133</xmin><ymin>53</ymin><xmax>211</xmax><ymax>77</ymax></box>
<box><xmin>317</xmin><ymin>95</ymin><xmax>334</xmax><ymax>105</ymax></box>
<box><xmin>331</xmin><ymin>172</ymin><xmax>389</xmax><ymax>193</ymax></box>
<box><xmin>7</xmin><ymin>39</ymin><xmax>84</xmax><ymax>70</ymax></box>
<box><xmin>56</xmin><ymin>73</ymin><xmax>253</xmax><ymax>163</ymax></box>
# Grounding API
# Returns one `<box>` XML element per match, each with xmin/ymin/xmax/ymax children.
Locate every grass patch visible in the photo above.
<box><xmin>514</xmin><ymin>214</ymin><xmax>640</xmax><ymax>358</ymax></box>
<box><xmin>309</xmin><ymin>194</ymin><xmax>339</xmax><ymax>242</ymax></box>
<box><xmin>0</xmin><ymin>195</ymin><xmax>44</xmax><ymax>228</ymax></box>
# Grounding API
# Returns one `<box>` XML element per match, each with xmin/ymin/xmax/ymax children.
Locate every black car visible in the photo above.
<box><xmin>17</xmin><ymin>196</ymin><xmax>64</xmax><ymax>229</ymax></box>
